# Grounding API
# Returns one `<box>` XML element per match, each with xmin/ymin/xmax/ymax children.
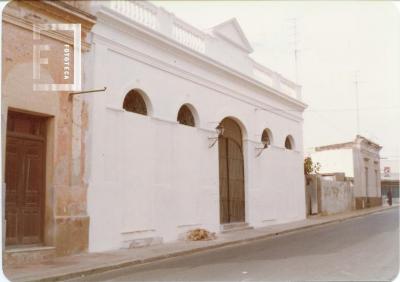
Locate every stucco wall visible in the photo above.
<box><xmin>320</xmin><ymin>179</ymin><xmax>353</xmax><ymax>215</ymax></box>
<box><xmin>85</xmin><ymin>13</ymin><xmax>306</xmax><ymax>252</ymax></box>
<box><xmin>352</xmin><ymin>143</ymin><xmax>381</xmax><ymax>198</ymax></box>
<box><xmin>310</xmin><ymin>137</ymin><xmax>381</xmax><ymax>200</ymax></box>
<box><xmin>87</xmin><ymin>111</ymin><xmax>220</xmax><ymax>251</ymax></box>
<box><xmin>2</xmin><ymin>1</ymin><xmax>95</xmax><ymax>256</ymax></box>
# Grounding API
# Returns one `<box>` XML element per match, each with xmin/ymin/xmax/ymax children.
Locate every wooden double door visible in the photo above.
<box><xmin>5</xmin><ymin>112</ymin><xmax>46</xmax><ymax>246</ymax></box>
<box><xmin>218</xmin><ymin>118</ymin><xmax>245</xmax><ymax>224</ymax></box>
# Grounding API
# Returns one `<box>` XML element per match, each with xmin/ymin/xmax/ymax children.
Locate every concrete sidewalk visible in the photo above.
<box><xmin>4</xmin><ymin>205</ymin><xmax>398</xmax><ymax>282</ymax></box>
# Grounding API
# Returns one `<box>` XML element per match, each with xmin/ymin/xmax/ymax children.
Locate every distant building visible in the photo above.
<box><xmin>309</xmin><ymin>135</ymin><xmax>382</xmax><ymax>209</ymax></box>
<box><xmin>381</xmin><ymin>172</ymin><xmax>399</xmax><ymax>201</ymax></box>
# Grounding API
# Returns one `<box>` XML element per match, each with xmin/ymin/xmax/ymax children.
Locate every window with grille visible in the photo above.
<box><xmin>177</xmin><ymin>105</ymin><xmax>195</xmax><ymax>127</ymax></box>
<box><xmin>123</xmin><ymin>90</ymin><xmax>148</xmax><ymax>115</ymax></box>
<box><xmin>261</xmin><ymin>129</ymin><xmax>272</xmax><ymax>148</ymax></box>
<box><xmin>285</xmin><ymin>136</ymin><xmax>293</xmax><ymax>150</ymax></box>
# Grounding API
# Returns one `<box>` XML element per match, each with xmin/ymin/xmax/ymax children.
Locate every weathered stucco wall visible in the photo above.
<box><xmin>306</xmin><ymin>175</ymin><xmax>354</xmax><ymax>216</ymax></box>
<box><xmin>2</xmin><ymin>0</ymin><xmax>95</xmax><ymax>257</ymax></box>
<box><xmin>319</xmin><ymin>179</ymin><xmax>353</xmax><ymax>215</ymax></box>
<box><xmin>309</xmin><ymin>136</ymin><xmax>382</xmax><ymax>208</ymax></box>
<box><xmin>352</xmin><ymin>140</ymin><xmax>381</xmax><ymax>198</ymax></box>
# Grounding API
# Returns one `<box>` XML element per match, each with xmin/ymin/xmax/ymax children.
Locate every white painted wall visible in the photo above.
<box><xmin>309</xmin><ymin>137</ymin><xmax>381</xmax><ymax>200</ymax></box>
<box><xmin>320</xmin><ymin>179</ymin><xmax>353</xmax><ymax>215</ymax></box>
<box><xmin>352</xmin><ymin>142</ymin><xmax>381</xmax><ymax>198</ymax></box>
<box><xmin>85</xmin><ymin>6</ymin><xmax>306</xmax><ymax>252</ymax></box>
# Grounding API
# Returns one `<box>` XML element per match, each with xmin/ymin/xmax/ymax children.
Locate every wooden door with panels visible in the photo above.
<box><xmin>5</xmin><ymin>111</ymin><xmax>46</xmax><ymax>246</ymax></box>
<box><xmin>218</xmin><ymin>118</ymin><xmax>245</xmax><ymax>224</ymax></box>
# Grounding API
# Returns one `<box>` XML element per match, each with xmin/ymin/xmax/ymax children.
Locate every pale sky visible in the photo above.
<box><xmin>153</xmin><ymin>1</ymin><xmax>400</xmax><ymax>171</ymax></box>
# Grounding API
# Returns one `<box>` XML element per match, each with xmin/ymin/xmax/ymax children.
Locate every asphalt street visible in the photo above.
<box><xmin>71</xmin><ymin>208</ymin><xmax>399</xmax><ymax>281</ymax></box>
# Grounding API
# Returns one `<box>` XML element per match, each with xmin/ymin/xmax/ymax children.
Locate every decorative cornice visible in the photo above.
<box><xmin>3</xmin><ymin>0</ymin><xmax>97</xmax><ymax>51</ymax></box>
<box><xmin>315</xmin><ymin>142</ymin><xmax>354</xmax><ymax>151</ymax></box>
<box><xmin>97</xmin><ymin>35</ymin><xmax>302</xmax><ymax>123</ymax></box>
<box><xmin>3</xmin><ymin>13</ymin><xmax>91</xmax><ymax>51</ymax></box>
<box><xmin>25</xmin><ymin>0</ymin><xmax>96</xmax><ymax>29</ymax></box>
<box><xmin>355</xmin><ymin>135</ymin><xmax>382</xmax><ymax>150</ymax></box>
<box><xmin>95</xmin><ymin>7</ymin><xmax>307</xmax><ymax>111</ymax></box>
<box><xmin>211</xmin><ymin>18</ymin><xmax>253</xmax><ymax>53</ymax></box>
<box><xmin>43</xmin><ymin>1</ymin><xmax>96</xmax><ymax>24</ymax></box>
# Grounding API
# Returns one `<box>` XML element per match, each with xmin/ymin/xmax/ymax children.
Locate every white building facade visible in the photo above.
<box><xmin>309</xmin><ymin>135</ymin><xmax>382</xmax><ymax>209</ymax></box>
<box><xmin>85</xmin><ymin>1</ymin><xmax>307</xmax><ymax>252</ymax></box>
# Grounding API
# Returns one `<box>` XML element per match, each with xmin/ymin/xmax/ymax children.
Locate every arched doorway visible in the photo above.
<box><xmin>218</xmin><ymin>118</ymin><xmax>245</xmax><ymax>224</ymax></box>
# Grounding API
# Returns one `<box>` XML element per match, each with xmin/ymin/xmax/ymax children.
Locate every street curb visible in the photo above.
<box><xmin>12</xmin><ymin>205</ymin><xmax>399</xmax><ymax>282</ymax></box>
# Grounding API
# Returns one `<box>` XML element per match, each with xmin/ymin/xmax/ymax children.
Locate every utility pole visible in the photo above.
<box><xmin>353</xmin><ymin>71</ymin><xmax>361</xmax><ymax>135</ymax></box>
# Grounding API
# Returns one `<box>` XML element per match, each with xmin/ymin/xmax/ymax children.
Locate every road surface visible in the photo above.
<box><xmin>72</xmin><ymin>208</ymin><xmax>399</xmax><ymax>281</ymax></box>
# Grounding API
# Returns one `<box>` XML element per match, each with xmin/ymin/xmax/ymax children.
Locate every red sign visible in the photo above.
<box><xmin>384</xmin><ymin>167</ymin><xmax>391</xmax><ymax>177</ymax></box>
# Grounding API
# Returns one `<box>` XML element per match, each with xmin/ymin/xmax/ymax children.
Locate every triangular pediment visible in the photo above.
<box><xmin>211</xmin><ymin>18</ymin><xmax>253</xmax><ymax>53</ymax></box>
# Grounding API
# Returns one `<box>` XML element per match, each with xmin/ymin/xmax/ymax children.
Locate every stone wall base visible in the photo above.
<box><xmin>55</xmin><ymin>216</ymin><xmax>89</xmax><ymax>256</ymax></box>
<box><xmin>355</xmin><ymin>197</ymin><xmax>382</xmax><ymax>209</ymax></box>
<box><xmin>3</xmin><ymin>246</ymin><xmax>56</xmax><ymax>266</ymax></box>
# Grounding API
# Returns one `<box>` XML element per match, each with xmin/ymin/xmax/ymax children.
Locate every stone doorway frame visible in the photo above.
<box><xmin>4</xmin><ymin>109</ymin><xmax>56</xmax><ymax>249</ymax></box>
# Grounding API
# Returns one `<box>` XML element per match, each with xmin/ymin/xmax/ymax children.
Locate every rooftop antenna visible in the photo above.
<box><xmin>287</xmin><ymin>18</ymin><xmax>300</xmax><ymax>84</ymax></box>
